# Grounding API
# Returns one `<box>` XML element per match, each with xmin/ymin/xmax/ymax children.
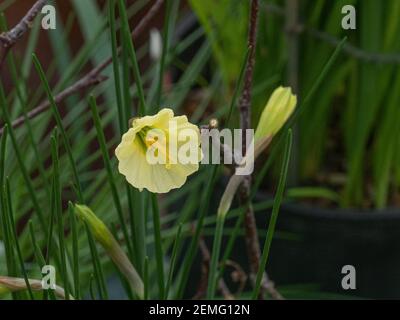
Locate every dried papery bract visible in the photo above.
<box><xmin>0</xmin><ymin>276</ymin><xmax>73</xmax><ymax>300</ymax></box>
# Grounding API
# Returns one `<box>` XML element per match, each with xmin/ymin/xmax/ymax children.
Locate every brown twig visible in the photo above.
<box><xmin>0</xmin><ymin>0</ymin><xmax>47</xmax><ymax>67</ymax></box>
<box><xmin>224</xmin><ymin>260</ymin><xmax>247</xmax><ymax>296</ymax></box>
<box><xmin>265</xmin><ymin>2</ymin><xmax>400</xmax><ymax>64</ymax></box>
<box><xmin>194</xmin><ymin>237</ymin><xmax>234</xmax><ymax>300</ymax></box>
<box><xmin>261</xmin><ymin>276</ymin><xmax>284</xmax><ymax>300</ymax></box>
<box><xmin>237</xmin><ymin>0</ymin><xmax>265</xmax><ymax>299</ymax></box>
<box><xmin>0</xmin><ymin>0</ymin><xmax>164</xmax><ymax>136</ymax></box>
<box><xmin>4</xmin><ymin>72</ymin><xmax>108</xmax><ymax>132</ymax></box>
<box><xmin>236</xmin><ymin>0</ymin><xmax>284</xmax><ymax>300</ymax></box>
<box><xmin>238</xmin><ymin>0</ymin><xmax>258</xmax><ymax>136</ymax></box>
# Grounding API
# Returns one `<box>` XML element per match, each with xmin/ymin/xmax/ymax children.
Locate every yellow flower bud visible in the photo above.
<box><xmin>255</xmin><ymin>86</ymin><xmax>297</xmax><ymax>141</ymax></box>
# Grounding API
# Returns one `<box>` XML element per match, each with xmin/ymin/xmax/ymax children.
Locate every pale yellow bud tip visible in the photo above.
<box><xmin>74</xmin><ymin>204</ymin><xmax>144</xmax><ymax>299</ymax></box>
<box><xmin>74</xmin><ymin>204</ymin><xmax>114</xmax><ymax>250</ymax></box>
<box><xmin>255</xmin><ymin>86</ymin><xmax>297</xmax><ymax>141</ymax></box>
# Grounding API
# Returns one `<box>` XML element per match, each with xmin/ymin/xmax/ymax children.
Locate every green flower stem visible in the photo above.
<box><xmin>51</xmin><ymin>131</ymin><xmax>70</xmax><ymax>300</ymax></box>
<box><xmin>252</xmin><ymin>130</ymin><xmax>292</xmax><ymax>299</ymax></box>
<box><xmin>144</xmin><ymin>256</ymin><xmax>149</xmax><ymax>300</ymax></box>
<box><xmin>217</xmin><ymin>147</ymin><xmax>277</xmax><ymax>284</ymax></box>
<box><xmin>108</xmin><ymin>0</ymin><xmax>125</xmax><ymax>134</ymax></box>
<box><xmin>118</xmin><ymin>0</ymin><xmax>146</xmax><ymax>116</ymax></box>
<box><xmin>3</xmin><ymin>179</ymin><xmax>34</xmax><ymax>300</ymax></box>
<box><xmin>85</xmin><ymin>222</ymin><xmax>109</xmax><ymax>300</ymax></box>
<box><xmin>155</xmin><ymin>0</ymin><xmax>173</xmax><ymax>108</ymax></box>
<box><xmin>206</xmin><ymin>135</ymin><xmax>275</xmax><ymax>298</ymax></box>
<box><xmin>206</xmin><ymin>213</ymin><xmax>225</xmax><ymax>299</ymax></box>
<box><xmin>151</xmin><ymin>193</ymin><xmax>165</xmax><ymax>299</ymax></box>
<box><xmin>0</xmin><ymin>84</ymin><xmax>46</xmax><ymax>233</ymax></box>
<box><xmin>89</xmin><ymin>96</ymin><xmax>135</xmax><ymax>261</ymax></box>
<box><xmin>75</xmin><ymin>204</ymin><xmax>144</xmax><ymax>299</ymax></box>
<box><xmin>28</xmin><ymin>220</ymin><xmax>57</xmax><ymax>300</ymax></box>
<box><xmin>0</xmin><ymin>124</ymin><xmax>7</xmax><ymax>189</ymax></box>
<box><xmin>226</xmin><ymin>47</ymin><xmax>250</xmax><ymax>126</ymax></box>
<box><xmin>165</xmin><ymin>223</ymin><xmax>182</xmax><ymax>299</ymax></box>
<box><xmin>0</xmin><ymin>129</ymin><xmax>17</xmax><ymax>286</ymax></box>
<box><xmin>68</xmin><ymin>202</ymin><xmax>80</xmax><ymax>299</ymax></box>
<box><xmin>5</xmin><ymin>46</ymin><xmax>51</xmax><ymax>196</ymax></box>
<box><xmin>32</xmin><ymin>54</ymin><xmax>84</xmax><ymax>203</ymax></box>
<box><xmin>175</xmin><ymin>165</ymin><xmax>219</xmax><ymax>299</ymax></box>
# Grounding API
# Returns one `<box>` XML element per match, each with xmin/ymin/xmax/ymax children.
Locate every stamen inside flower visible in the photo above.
<box><xmin>137</xmin><ymin>126</ymin><xmax>171</xmax><ymax>169</ymax></box>
<box><xmin>145</xmin><ymin>135</ymin><xmax>158</xmax><ymax>147</ymax></box>
<box><xmin>115</xmin><ymin>108</ymin><xmax>201</xmax><ymax>193</ymax></box>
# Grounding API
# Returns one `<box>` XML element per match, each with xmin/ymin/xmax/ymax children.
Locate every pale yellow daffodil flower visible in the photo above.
<box><xmin>115</xmin><ymin>108</ymin><xmax>201</xmax><ymax>193</ymax></box>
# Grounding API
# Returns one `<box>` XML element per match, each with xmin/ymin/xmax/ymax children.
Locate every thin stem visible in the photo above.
<box><xmin>252</xmin><ymin>130</ymin><xmax>292</xmax><ymax>299</ymax></box>
<box><xmin>68</xmin><ymin>202</ymin><xmax>80</xmax><ymax>299</ymax></box>
<box><xmin>0</xmin><ymin>0</ymin><xmax>46</xmax><ymax>67</ymax></box>
<box><xmin>236</xmin><ymin>0</ymin><xmax>263</xmax><ymax>298</ymax></box>
<box><xmin>151</xmin><ymin>194</ymin><xmax>165</xmax><ymax>299</ymax></box>
<box><xmin>263</xmin><ymin>3</ymin><xmax>400</xmax><ymax>64</ymax></box>
<box><xmin>89</xmin><ymin>95</ymin><xmax>134</xmax><ymax>261</ymax></box>
<box><xmin>32</xmin><ymin>54</ymin><xmax>84</xmax><ymax>203</ymax></box>
<box><xmin>3</xmin><ymin>179</ymin><xmax>35</xmax><ymax>299</ymax></box>
<box><xmin>0</xmin><ymin>83</ymin><xmax>46</xmax><ymax>233</ymax></box>
<box><xmin>156</xmin><ymin>0</ymin><xmax>173</xmax><ymax>107</ymax></box>
<box><xmin>285</xmin><ymin>0</ymin><xmax>299</xmax><ymax>186</ymax></box>
<box><xmin>144</xmin><ymin>256</ymin><xmax>149</xmax><ymax>300</ymax></box>
<box><xmin>165</xmin><ymin>223</ymin><xmax>182</xmax><ymax>299</ymax></box>
<box><xmin>85</xmin><ymin>223</ymin><xmax>109</xmax><ymax>300</ymax></box>
<box><xmin>51</xmin><ymin>131</ymin><xmax>70</xmax><ymax>300</ymax></box>
<box><xmin>28</xmin><ymin>220</ymin><xmax>57</xmax><ymax>300</ymax></box>
<box><xmin>226</xmin><ymin>47</ymin><xmax>250</xmax><ymax>126</ymax></box>
<box><xmin>108</xmin><ymin>0</ymin><xmax>125</xmax><ymax>134</ymax></box>
<box><xmin>118</xmin><ymin>0</ymin><xmax>146</xmax><ymax>115</ymax></box>
<box><xmin>206</xmin><ymin>215</ymin><xmax>224</xmax><ymax>299</ymax></box>
<box><xmin>175</xmin><ymin>166</ymin><xmax>219</xmax><ymax>299</ymax></box>
<box><xmin>0</xmin><ymin>0</ymin><xmax>164</xmax><ymax>136</ymax></box>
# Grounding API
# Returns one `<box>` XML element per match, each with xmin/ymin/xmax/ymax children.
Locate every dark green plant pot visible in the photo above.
<box><xmin>262</xmin><ymin>200</ymin><xmax>400</xmax><ymax>299</ymax></box>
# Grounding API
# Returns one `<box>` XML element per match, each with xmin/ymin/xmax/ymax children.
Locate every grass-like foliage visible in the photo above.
<box><xmin>0</xmin><ymin>0</ymin><xmax>385</xmax><ymax>301</ymax></box>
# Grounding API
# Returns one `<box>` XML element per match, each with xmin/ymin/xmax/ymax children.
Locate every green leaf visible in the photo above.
<box><xmin>252</xmin><ymin>129</ymin><xmax>292</xmax><ymax>299</ymax></box>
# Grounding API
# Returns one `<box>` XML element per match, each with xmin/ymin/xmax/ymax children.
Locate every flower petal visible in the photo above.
<box><xmin>115</xmin><ymin>108</ymin><xmax>201</xmax><ymax>193</ymax></box>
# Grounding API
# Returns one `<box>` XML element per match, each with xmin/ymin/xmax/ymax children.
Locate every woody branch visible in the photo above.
<box><xmin>237</xmin><ymin>0</ymin><xmax>283</xmax><ymax>300</ymax></box>
<box><xmin>0</xmin><ymin>0</ymin><xmax>47</xmax><ymax>67</ymax></box>
<box><xmin>0</xmin><ymin>0</ymin><xmax>164</xmax><ymax>136</ymax></box>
